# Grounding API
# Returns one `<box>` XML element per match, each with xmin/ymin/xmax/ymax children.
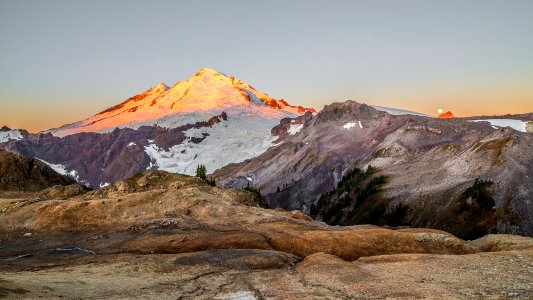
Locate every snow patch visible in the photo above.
<box><xmin>343</xmin><ymin>121</ymin><xmax>363</xmax><ymax>129</ymax></box>
<box><xmin>37</xmin><ymin>159</ymin><xmax>80</xmax><ymax>181</ymax></box>
<box><xmin>287</xmin><ymin>124</ymin><xmax>303</xmax><ymax>135</ymax></box>
<box><xmin>37</xmin><ymin>159</ymin><xmax>68</xmax><ymax>175</ymax></box>
<box><xmin>99</xmin><ymin>182</ymin><xmax>110</xmax><ymax>188</ymax></box>
<box><xmin>127</xmin><ymin>142</ymin><xmax>136</xmax><ymax>147</ymax></box>
<box><xmin>470</xmin><ymin>119</ymin><xmax>527</xmax><ymax>133</ymax></box>
<box><xmin>146</xmin><ymin>159</ymin><xmax>155</xmax><ymax>170</ymax></box>
<box><xmin>343</xmin><ymin>122</ymin><xmax>356</xmax><ymax>130</ymax></box>
<box><xmin>0</xmin><ymin>130</ymin><xmax>23</xmax><ymax>143</ymax></box>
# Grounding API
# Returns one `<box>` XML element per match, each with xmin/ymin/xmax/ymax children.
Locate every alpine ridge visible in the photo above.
<box><xmin>213</xmin><ymin>100</ymin><xmax>533</xmax><ymax>237</ymax></box>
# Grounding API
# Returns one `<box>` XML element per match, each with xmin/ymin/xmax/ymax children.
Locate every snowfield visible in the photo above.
<box><xmin>0</xmin><ymin>130</ymin><xmax>23</xmax><ymax>143</ymax></box>
<box><xmin>144</xmin><ymin>114</ymin><xmax>279</xmax><ymax>175</ymax></box>
<box><xmin>470</xmin><ymin>119</ymin><xmax>527</xmax><ymax>133</ymax></box>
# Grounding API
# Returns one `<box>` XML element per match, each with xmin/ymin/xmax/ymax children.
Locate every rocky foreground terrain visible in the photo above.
<box><xmin>1</xmin><ymin>171</ymin><xmax>532</xmax><ymax>299</ymax></box>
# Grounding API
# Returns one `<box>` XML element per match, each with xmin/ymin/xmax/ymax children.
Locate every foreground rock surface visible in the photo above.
<box><xmin>1</xmin><ymin>171</ymin><xmax>532</xmax><ymax>299</ymax></box>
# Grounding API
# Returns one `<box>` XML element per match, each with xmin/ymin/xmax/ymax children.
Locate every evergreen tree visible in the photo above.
<box><xmin>195</xmin><ymin>164</ymin><xmax>207</xmax><ymax>180</ymax></box>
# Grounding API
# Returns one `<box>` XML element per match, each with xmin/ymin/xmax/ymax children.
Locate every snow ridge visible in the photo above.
<box><xmin>0</xmin><ymin>130</ymin><xmax>23</xmax><ymax>143</ymax></box>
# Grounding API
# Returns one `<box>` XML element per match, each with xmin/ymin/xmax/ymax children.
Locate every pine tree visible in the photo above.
<box><xmin>195</xmin><ymin>164</ymin><xmax>207</xmax><ymax>180</ymax></box>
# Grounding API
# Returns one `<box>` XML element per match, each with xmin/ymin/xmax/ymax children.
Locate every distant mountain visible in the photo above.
<box><xmin>0</xmin><ymin>68</ymin><xmax>314</xmax><ymax>187</ymax></box>
<box><xmin>460</xmin><ymin>112</ymin><xmax>533</xmax><ymax>122</ymax></box>
<box><xmin>0</xmin><ymin>150</ymin><xmax>76</xmax><ymax>192</ymax></box>
<box><xmin>438</xmin><ymin>111</ymin><xmax>455</xmax><ymax>118</ymax></box>
<box><xmin>213</xmin><ymin>101</ymin><xmax>533</xmax><ymax>237</ymax></box>
<box><xmin>372</xmin><ymin>105</ymin><xmax>432</xmax><ymax>117</ymax></box>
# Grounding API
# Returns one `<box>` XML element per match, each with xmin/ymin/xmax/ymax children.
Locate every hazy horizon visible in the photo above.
<box><xmin>1</xmin><ymin>0</ymin><xmax>532</xmax><ymax>132</ymax></box>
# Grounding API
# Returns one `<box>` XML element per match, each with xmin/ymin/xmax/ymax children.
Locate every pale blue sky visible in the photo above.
<box><xmin>1</xmin><ymin>0</ymin><xmax>532</xmax><ymax>131</ymax></box>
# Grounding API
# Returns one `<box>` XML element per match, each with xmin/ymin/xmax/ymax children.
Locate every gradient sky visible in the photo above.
<box><xmin>1</xmin><ymin>0</ymin><xmax>532</xmax><ymax>132</ymax></box>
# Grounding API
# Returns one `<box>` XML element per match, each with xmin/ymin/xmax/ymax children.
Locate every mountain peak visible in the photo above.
<box><xmin>438</xmin><ymin>111</ymin><xmax>455</xmax><ymax>118</ymax></box>
<box><xmin>195</xmin><ymin>68</ymin><xmax>228</xmax><ymax>78</ymax></box>
<box><xmin>152</xmin><ymin>82</ymin><xmax>169</xmax><ymax>93</ymax></box>
<box><xmin>316</xmin><ymin>100</ymin><xmax>384</xmax><ymax>123</ymax></box>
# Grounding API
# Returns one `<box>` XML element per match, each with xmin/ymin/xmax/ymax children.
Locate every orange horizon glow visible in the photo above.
<box><xmin>3</xmin><ymin>90</ymin><xmax>532</xmax><ymax>134</ymax></box>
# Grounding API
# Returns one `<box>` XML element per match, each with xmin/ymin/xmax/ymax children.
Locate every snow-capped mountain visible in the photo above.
<box><xmin>0</xmin><ymin>126</ymin><xmax>24</xmax><ymax>143</ymax></box>
<box><xmin>1</xmin><ymin>68</ymin><xmax>315</xmax><ymax>187</ymax></box>
<box><xmin>51</xmin><ymin>68</ymin><xmax>314</xmax><ymax>136</ymax></box>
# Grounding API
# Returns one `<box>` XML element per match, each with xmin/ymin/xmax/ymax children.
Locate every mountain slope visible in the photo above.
<box><xmin>0</xmin><ymin>150</ymin><xmax>76</xmax><ymax>192</ymax></box>
<box><xmin>213</xmin><ymin>100</ymin><xmax>533</xmax><ymax>237</ymax></box>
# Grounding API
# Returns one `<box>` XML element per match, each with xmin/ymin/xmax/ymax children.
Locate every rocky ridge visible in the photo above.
<box><xmin>214</xmin><ymin>100</ymin><xmax>533</xmax><ymax>237</ymax></box>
